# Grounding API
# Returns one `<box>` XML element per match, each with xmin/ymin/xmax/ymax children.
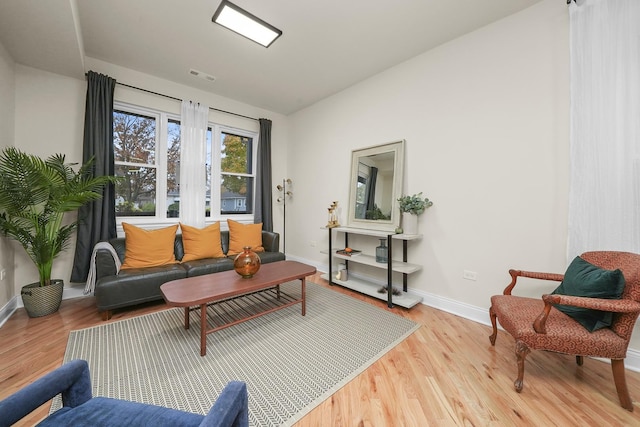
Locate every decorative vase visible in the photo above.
<box><xmin>376</xmin><ymin>238</ymin><xmax>388</xmax><ymax>263</ymax></box>
<box><xmin>21</xmin><ymin>279</ymin><xmax>64</xmax><ymax>318</ymax></box>
<box><xmin>233</xmin><ymin>246</ymin><xmax>261</xmax><ymax>278</ymax></box>
<box><xmin>402</xmin><ymin>212</ymin><xmax>419</xmax><ymax>235</ymax></box>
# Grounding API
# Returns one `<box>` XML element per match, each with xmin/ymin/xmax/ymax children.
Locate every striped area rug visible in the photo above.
<box><xmin>60</xmin><ymin>281</ymin><xmax>419</xmax><ymax>426</ymax></box>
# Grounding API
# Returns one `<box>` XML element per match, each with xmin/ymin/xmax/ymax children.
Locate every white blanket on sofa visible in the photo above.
<box><xmin>84</xmin><ymin>242</ymin><xmax>121</xmax><ymax>295</ymax></box>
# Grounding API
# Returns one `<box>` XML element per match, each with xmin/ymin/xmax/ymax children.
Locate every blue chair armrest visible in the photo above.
<box><xmin>0</xmin><ymin>359</ymin><xmax>92</xmax><ymax>427</ymax></box>
<box><xmin>200</xmin><ymin>381</ymin><xmax>248</xmax><ymax>427</ymax></box>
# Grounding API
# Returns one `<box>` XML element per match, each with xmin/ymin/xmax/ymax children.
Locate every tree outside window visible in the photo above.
<box><xmin>114</xmin><ymin>105</ymin><xmax>257</xmax><ymax>221</ymax></box>
<box><xmin>220</xmin><ymin>132</ymin><xmax>253</xmax><ymax>215</ymax></box>
<box><xmin>113</xmin><ymin>110</ymin><xmax>157</xmax><ymax>216</ymax></box>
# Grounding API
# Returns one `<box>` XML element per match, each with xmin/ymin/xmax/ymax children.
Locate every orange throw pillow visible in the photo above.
<box><xmin>180</xmin><ymin>222</ymin><xmax>225</xmax><ymax>262</ymax></box>
<box><xmin>121</xmin><ymin>223</ymin><xmax>178</xmax><ymax>269</ymax></box>
<box><xmin>227</xmin><ymin>219</ymin><xmax>264</xmax><ymax>256</ymax></box>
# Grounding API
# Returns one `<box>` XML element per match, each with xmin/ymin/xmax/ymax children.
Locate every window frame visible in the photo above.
<box><xmin>209</xmin><ymin>124</ymin><xmax>259</xmax><ymax>220</ymax></box>
<box><xmin>113</xmin><ymin>102</ymin><xmax>258</xmax><ymax>230</ymax></box>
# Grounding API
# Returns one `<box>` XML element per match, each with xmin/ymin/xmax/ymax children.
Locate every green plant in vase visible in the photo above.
<box><xmin>0</xmin><ymin>148</ymin><xmax>118</xmax><ymax>317</ymax></box>
<box><xmin>396</xmin><ymin>192</ymin><xmax>433</xmax><ymax>234</ymax></box>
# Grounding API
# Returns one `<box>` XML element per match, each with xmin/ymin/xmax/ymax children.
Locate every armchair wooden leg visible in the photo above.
<box><xmin>101</xmin><ymin>310</ymin><xmax>112</xmax><ymax>321</ymax></box>
<box><xmin>576</xmin><ymin>355</ymin><xmax>583</xmax><ymax>366</ymax></box>
<box><xmin>489</xmin><ymin>305</ymin><xmax>498</xmax><ymax>346</ymax></box>
<box><xmin>611</xmin><ymin>359</ymin><xmax>633</xmax><ymax>411</ymax></box>
<box><xmin>514</xmin><ymin>340</ymin><xmax>530</xmax><ymax>392</ymax></box>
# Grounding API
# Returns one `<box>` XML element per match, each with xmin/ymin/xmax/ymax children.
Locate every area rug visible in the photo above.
<box><xmin>59</xmin><ymin>281</ymin><xmax>419</xmax><ymax>426</ymax></box>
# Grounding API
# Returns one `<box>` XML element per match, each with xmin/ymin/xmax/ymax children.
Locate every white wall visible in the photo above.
<box><xmin>13</xmin><ymin>64</ymin><xmax>86</xmax><ymax>297</ymax></box>
<box><xmin>288</xmin><ymin>1</ymin><xmax>578</xmax><ymax>331</ymax></box>
<box><xmin>0</xmin><ymin>41</ymin><xmax>16</xmax><ymax>310</ymax></box>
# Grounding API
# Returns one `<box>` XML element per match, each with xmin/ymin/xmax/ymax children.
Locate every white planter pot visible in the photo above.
<box><xmin>402</xmin><ymin>212</ymin><xmax>419</xmax><ymax>235</ymax></box>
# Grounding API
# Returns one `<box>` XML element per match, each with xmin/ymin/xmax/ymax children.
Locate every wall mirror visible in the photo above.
<box><xmin>347</xmin><ymin>140</ymin><xmax>404</xmax><ymax>232</ymax></box>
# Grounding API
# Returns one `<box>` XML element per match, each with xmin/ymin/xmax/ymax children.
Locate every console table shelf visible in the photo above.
<box><xmin>325</xmin><ymin>226</ymin><xmax>423</xmax><ymax>309</ymax></box>
<box><xmin>320</xmin><ymin>273</ymin><xmax>422</xmax><ymax>308</ymax></box>
<box><xmin>330</xmin><ymin>252</ymin><xmax>421</xmax><ymax>274</ymax></box>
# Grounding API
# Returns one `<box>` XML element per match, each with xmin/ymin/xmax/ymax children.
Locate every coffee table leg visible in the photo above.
<box><xmin>200</xmin><ymin>303</ymin><xmax>207</xmax><ymax>356</ymax></box>
<box><xmin>301</xmin><ymin>278</ymin><xmax>306</xmax><ymax>316</ymax></box>
<box><xmin>183</xmin><ymin>307</ymin><xmax>190</xmax><ymax>330</ymax></box>
<box><xmin>276</xmin><ymin>284</ymin><xmax>280</xmax><ymax>299</ymax></box>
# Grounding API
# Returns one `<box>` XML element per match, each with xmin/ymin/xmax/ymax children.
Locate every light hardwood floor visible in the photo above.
<box><xmin>2</xmin><ymin>273</ymin><xmax>640</xmax><ymax>426</ymax></box>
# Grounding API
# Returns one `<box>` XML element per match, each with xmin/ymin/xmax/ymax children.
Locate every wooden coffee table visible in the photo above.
<box><xmin>161</xmin><ymin>260</ymin><xmax>316</xmax><ymax>356</ymax></box>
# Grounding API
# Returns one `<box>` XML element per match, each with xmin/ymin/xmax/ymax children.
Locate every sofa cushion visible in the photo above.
<box><xmin>182</xmin><ymin>257</ymin><xmax>236</xmax><ymax>277</ymax></box>
<box><xmin>95</xmin><ymin>264</ymin><xmax>187</xmax><ymax>311</ymax></box>
<box><xmin>180</xmin><ymin>222</ymin><xmax>225</xmax><ymax>262</ymax></box>
<box><xmin>254</xmin><ymin>250</ymin><xmax>286</xmax><ymax>264</ymax></box>
<box><xmin>552</xmin><ymin>256</ymin><xmax>625</xmax><ymax>331</ymax></box>
<box><xmin>227</xmin><ymin>219</ymin><xmax>264</xmax><ymax>256</ymax></box>
<box><xmin>121</xmin><ymin>223</ymin><xmax>178</xmax><ymax>269</ymax></box>
<box><xmin>40</xmin><ymin>397</ymin><xmax>204</xmax><ymax>427</ymax></box>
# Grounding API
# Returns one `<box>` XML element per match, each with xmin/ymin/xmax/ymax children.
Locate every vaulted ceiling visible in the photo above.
<box><xmin>0</xmin><ymin>0</ymin><xmax>542</xmax><ymax>115</ymax></box>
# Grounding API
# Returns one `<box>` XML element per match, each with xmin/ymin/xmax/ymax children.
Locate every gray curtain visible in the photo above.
<box><xmin>254</xmin><ymin>118</ymin><xmax>273</xmax><ymax>230</ymax></box>
<box><xmin>70</xmin><ymin>71</ymin><xmax>117</xmax><ymax>283</ymax></box>
<box><xmin>365</xmin><ymin>166</ymin><xmax>378</xmax><ymax>213</ymax></box>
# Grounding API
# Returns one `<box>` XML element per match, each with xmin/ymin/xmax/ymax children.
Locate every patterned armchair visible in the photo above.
<box><xmin>489</xmin><ymin>251</ymin><xmax>640</xmax><ymax>411</ymax></box>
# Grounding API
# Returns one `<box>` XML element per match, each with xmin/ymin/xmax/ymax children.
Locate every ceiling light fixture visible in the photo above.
<box><xmin>212</xmin><ymin>0</ymin><xmax>282</xmax><ymax>48</ymax></box>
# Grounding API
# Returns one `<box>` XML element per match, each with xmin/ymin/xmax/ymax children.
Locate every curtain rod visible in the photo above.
<box><xmin>116</xmin><ymin>82</ymin><xmax>259</xmax><ymax>121</ymax></box>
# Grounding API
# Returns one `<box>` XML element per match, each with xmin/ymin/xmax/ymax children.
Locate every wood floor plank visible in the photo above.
<box><xmin>2</xmin><ymin>273</ymin><xmax>640</xmax><ymax>426</ymax></box>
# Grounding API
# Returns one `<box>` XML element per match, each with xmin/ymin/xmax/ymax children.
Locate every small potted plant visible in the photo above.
<box><xmin>397</xmin><ymin>192</ymin><xmax>433</xmax><ymax>235</ymax></box>
<box><xmin>0</xmin><ymin>148</ymin><xmax>117</xmax><ymax>317</ymax></box>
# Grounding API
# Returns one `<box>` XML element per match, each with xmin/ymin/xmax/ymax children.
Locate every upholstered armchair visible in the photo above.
<box><xmin>489</xmin><ymin>251</ymin><xmax>640</xmax><ymax>411</ymax></box>
<box><xmin>0</xmin><ymin>359</ymin><xmax>249</xmax><ymax>426</ymax></box>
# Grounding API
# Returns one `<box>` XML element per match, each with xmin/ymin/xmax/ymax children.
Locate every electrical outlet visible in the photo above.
<box><xmin>463</xmin><ymin>270</ymin><xmax>478</xmax><ymax>281</ymax></box>
<box><xmin>0</xmin><ymin>269</ymin><xmax>5</xmax><ymax>281</ymax></box>
<box><xmin>309</xmin><ymin>240</ymin><xmax>316</xmax><ymax>247</ymax></box>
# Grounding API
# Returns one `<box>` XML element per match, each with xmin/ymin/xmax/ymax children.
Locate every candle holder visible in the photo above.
<box><xmin>326</xmin><ymin>201</ymin><xmax>340</xmax><ymax>228</ymax></box>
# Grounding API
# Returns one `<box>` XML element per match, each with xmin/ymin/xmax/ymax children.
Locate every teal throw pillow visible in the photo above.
<box><xmin>551</xmin><ymin>256</ymin><xmax>625</xmax><ymax>332</ymax></box>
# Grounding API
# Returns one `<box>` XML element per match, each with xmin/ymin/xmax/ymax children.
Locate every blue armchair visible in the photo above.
<box><xmin>0</xmin><ymin>359</ymin><xmax>248</xmax><ymax>427</ymax></box>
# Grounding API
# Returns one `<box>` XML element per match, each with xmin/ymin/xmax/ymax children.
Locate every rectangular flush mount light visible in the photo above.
<box><xmin>212</xmin><ymin>0</ymin><xmax>282</xmax><ymax>47</ymax></box>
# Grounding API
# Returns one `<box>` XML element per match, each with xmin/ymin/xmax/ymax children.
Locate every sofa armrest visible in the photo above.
<box><xmin>261</xmin><ymin>231</ymin><xmax>280</xmax><ymax>253</ymax></box>
<box><xmin>200</xmin><ymin>381</ymin><xmax>248</xmax><ymax>427</ymax></box>
<box><xmin>0</xmin><ymin>359</ymin><xmax>92</xmax><ymax>426</ymax></box>
<box><xmin>96</xmin><ymin>248</ymin><xmax>119</xmax><ymax>278</ymax></box>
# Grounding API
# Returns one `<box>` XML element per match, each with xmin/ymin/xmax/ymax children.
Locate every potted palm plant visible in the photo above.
<box><xmin>397</xmin><ymin>192</ymin><xmax>433</xmax><ymax>235</ymax></box>
<box><xmin>0</xmin><ymin>148</ymin><xmax>117</xmax><ymax>317</ymax></box>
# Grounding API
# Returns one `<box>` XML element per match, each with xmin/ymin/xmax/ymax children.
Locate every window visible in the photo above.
<box><xmin>166</xmin><ymin>119</ymin><xmax>181</xmax><ymax>218</ymax></box>
<box><xmin>113</xmin><ymin>109</ymin><xmax>159</xmax><ymax>217</ymax></box>
<box><xmin>216</xmin><ymin>128</ymin><xmax>255</xmax><ymax>215</ymax></box>
<box><xmin>114</xmin><ymin>103</ymin><xmax>257</xmax><ymax>223</ymax></box>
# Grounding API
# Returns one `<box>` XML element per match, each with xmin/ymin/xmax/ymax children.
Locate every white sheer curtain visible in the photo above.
<box><xmin>567</xmin><ymin>0</ymin><xmax>640</xmax><ymax>259</ymax></box>
<box><xmin>180</xmin><ymin>101</ymin><xmax>209</xmax><ymax>228</ymax></box>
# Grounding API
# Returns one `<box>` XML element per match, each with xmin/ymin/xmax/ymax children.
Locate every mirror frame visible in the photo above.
<box><xmin>347</xmin><ymin>140</ymin><xmax>405</xmax><ymax>232</ymax></box>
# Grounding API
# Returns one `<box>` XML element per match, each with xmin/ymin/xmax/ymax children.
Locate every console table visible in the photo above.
<box><xmin>321</xmin><ymin>226</ymin><xmax>423</xmax><ymax>308</ymax></box>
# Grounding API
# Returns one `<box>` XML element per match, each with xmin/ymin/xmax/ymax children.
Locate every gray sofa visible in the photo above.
<box><xmin>94</xmin><ymin>230</ymin><xmax>285</xmax><ymax>319</ymax></box>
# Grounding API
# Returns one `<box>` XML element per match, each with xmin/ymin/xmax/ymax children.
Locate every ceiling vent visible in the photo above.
<box><xmin>189</xmin><ymin>69</ymin><xmax>216</xmax><ymax>82</ymax></box>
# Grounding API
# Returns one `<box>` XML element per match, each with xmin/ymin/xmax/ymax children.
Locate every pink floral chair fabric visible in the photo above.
<box><xmin>489</xmin><ymin>251</ymin><xmax>640</xmax><ymax>411</ymax></box>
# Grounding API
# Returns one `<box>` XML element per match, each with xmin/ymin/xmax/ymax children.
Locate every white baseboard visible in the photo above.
<box><xmin>305</xmin><ymin>257</ymin><xmax>640</xmax><ymax>373</ymax></box>
<box><xmin>0</xmin><ymin>283</ymin><xmax>87</xmax><ymax>328</ymax></box>
<box><xmin>0</xmin><ymin>296</ymin><xmax>18</xmax><ymax>328</ymax></box>
<box><xmin>409</xmin><ymin>286</ymin><xmax>640</xmax><ymax>373</ymax></box>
